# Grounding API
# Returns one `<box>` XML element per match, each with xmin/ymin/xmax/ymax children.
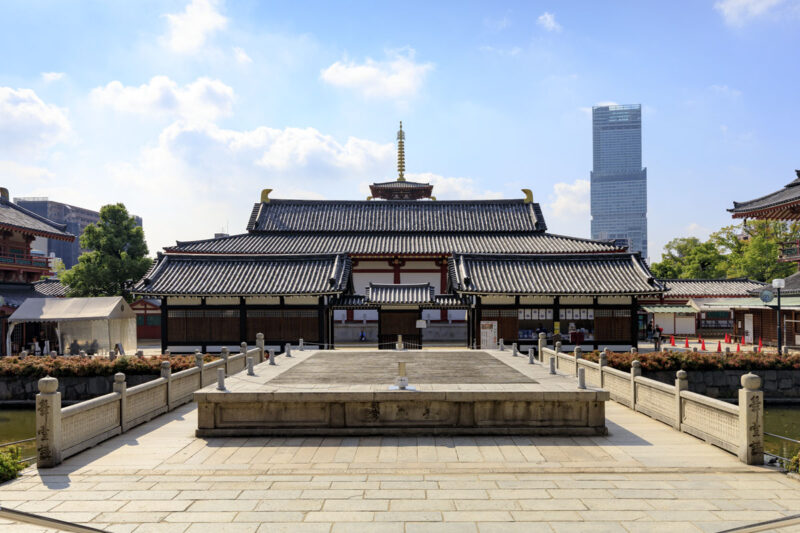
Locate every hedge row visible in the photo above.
<box><xmin>581</xmin><ymin>350</ymin><xmax>800</xmax><ymax>372</ymax></box>
<box><xmin>0</xmin><ymin>354</ymin><xmax>218</xmax><ymax>378</ymax></box>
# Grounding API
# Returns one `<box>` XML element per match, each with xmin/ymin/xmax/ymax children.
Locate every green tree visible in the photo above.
<box><xmin>710</xmin><ymin>221</ymin><xmax>800</xmax><ymax>282</ymax></box>
<box><xmin>649</xmin><ymin>237</ymin><xmax>727</xmax><ymax>279</ymax></box>
<box><xmin>61</xmin><ymin>204</ymin><xmax>151</xmax><ymax>301</ymax></box>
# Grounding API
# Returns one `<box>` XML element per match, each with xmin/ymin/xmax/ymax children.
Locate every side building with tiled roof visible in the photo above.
<box><xmin>0</xmin><ymin>186</ymin><xmax>75</xmax><ymax>355</ymax></box>
<box><xmin>638</xmin><ymin>277</ymin><xmax>766</xmax><ymax>338</ymax></box>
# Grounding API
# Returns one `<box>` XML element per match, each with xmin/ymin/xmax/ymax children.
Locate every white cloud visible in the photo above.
<box><xmin>537</xmin><ymin>12</ymin><xmax>562</xmax><ymax>32</ymax></box>
<box><xmin>0</xmin><ymin>160</ymin><xmax>56</xmax><ymax>182</ymax></box>
<box><xmin>405</xmin><ymin>172</ymin><xmax>502</xmax><ymax>200</ymax></box>
<box><xmin>41</xmin><ymin>72</ymin><xmax>65</xmax><ymax>83</ymax></box>
<box><xmin>320</xmin><ymin>49</ymin><xmax>434</xmax><ymax>100</ymax></box>
<box><xmin>233</xmin><ymin>46</ymin><xmax>252</xmax><ymax>64</ymax></box>
<box><xmin>685</xmin><ymin>222</ymin><xmax>712</xmax><ymax>240</ymax></box>
<box><xmin>710</xmin><ymin>84</ymin><xmax>742</xmax><ymax>98</ymax></box>
<box><xmin>479</xmin><ymin>45</ymin><xmax>522</xmax><ymax>56</ymax></box>
<box><xmin>714</xmin><ymin>0</ymin><xmax>785</xmax><ymax>25</ymax></box>
<box><xmin>0</xmin><ymin>87</ymin><xmax>71</xmax><ymax>154</ymax></box>
<box><xmin>90</xmin><ymin>76</ymin><xmax>235</xmax><ymax>121</ymax></box>
<box><xmin>162</xmin><ymin>0</ymin><xmax>227</xmax><ymax>54</ymax></box>
<box><xmin>549</xmin><ymin>179</ymin><xmax>590</xmax><ymax>218</ymax></box>
<box><xmin>483</xmin><ymin>14</ymin><xmax>511</xmax><ymax>31</ymax></box>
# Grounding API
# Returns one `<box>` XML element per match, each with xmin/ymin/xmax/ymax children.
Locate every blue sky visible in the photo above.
<box><xmin>1</xmin><ymin>0</ymin><xmax>798</xmax><ymax>260</ymax></box>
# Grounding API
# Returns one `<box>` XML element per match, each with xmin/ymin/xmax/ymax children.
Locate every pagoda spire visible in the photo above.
<box><xmin>397</xmin><ymin>121</ymin><xmax>405</xmax><ymax>181</ymax></box>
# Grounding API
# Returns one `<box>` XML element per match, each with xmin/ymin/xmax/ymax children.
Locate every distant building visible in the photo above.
<box><xmin>14</xmin><ymin>198</ymin><xmax>143</xmax><ymax>268</ymax></box>
<box><xmin>590</xmin><ymin>104</ymin><xmax>648</xmax><ymax>259</ymax></box>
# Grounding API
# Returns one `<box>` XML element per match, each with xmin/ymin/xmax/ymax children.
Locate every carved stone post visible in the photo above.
<box><xmin>256</xmin><ymin>333</ymin><xmax>265</xmax><ymax>364</ymax></box>
<box><xmin>285</xmin><ymin>343</ymin><xmax>292</xmax><ymax>358</ymax></box>
<box><xmin>738</xmin><ymin>373</ymin><xmax>764</xmax><ymax>465</ymax></box>
<box><xmin>538</xmin><ymin>332</ymin><xmax>546</xmax><ymax>363</ymax></box>
<box><xmin>268</xmin><ymin>349</ymin><xmax>276</xmax><ymax>365</ymax></box>
<box><xmin>299</xmin><ymin>338</ymin><xmax>304</xmax><ymax>351</ymax></box>
<box><xmin>577</xmin><ymin>368</ymin><xmax>586</xmax><ymax>389</ymax></box>
<box><xmin>195</xmin><ymin>351</ymin><xmax>204</xmax><ymax>388</ymax></box>
<box><xmin>675</xmin><ymin>370</ymin><xmax>687</xmax><ymax>431</ymax></box>
<box><xmin>221</xmin><ymin>347</ymin><xmax>230</xmax><ymax>374</ymax></box>
<box><xmin>161</xmin><ymin>361</ymin><xmax>172</xmax><ymax>409</ymax></box>
<box><xmin>631</xmin><ymin>360</ymin><xmax>641</xmax><ymax>410</ymax></box>
<box><xmin>499</xmin><ymin>338</ymin><xmax>505</xmax><ymax>351</ymax></box>
<box><xmin>114</xmin><ymin>373</ymin><xmax>127</xmax><ymax>431</ymax></box>
<box><xmin>247</xmin><ymin>357</ymin><xmax>255</xmax><ymax>376</ymax></box>
<box><xmin>599</xmin><ymin>349</ymin><xmax>608</xmax><ymax>388</ymax></box>
<box><xmin>511</xmin><ymin>343</ymin><xmax>518</xmax><ymax>357</ymax></box>
<box><xmin>574</xmin><ymin>347</ymin><xmax>582</xmax><ymax>377</ymax></box>
<box><xmin>555</xmin><ymin>341</ymin><xmax>562</xmax><ymax>353</ymax></box>
<box><xmin>36</xmin><ymin>376</ymin><xmax>61</xmax><ymax>468</ymax></box>
<box><xmin>549</xmin><ymin>356</ymin><xmax>556</xmax><ymax>375</ymax></box>
<box><xmin>217</xmin><ymin>368</ymin><xmax>226</xmax><ymax>390</ymax></box>
<box><xmin>528</xmin><ymin>347</ymin><xmax>535</xmax><ymax>365</ymax></box>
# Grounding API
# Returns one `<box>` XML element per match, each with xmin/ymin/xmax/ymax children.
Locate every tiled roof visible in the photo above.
<box><xmin>0</xmin><ymin>280</ymin><xmax>66</xmax><ymax>308</ymax></box>
<box><xmin>167</xmin><ymin>232</ymin><xmax>622</xmax><ymax>255</ymax></box>
<box><xmin>366</xmin><ymin>283</ymin><xmax>434</xmax><ymax>304</ymax></box>
<box><xmin>246</xmin><ymin>199</ymin><xmax>548</xmax><ymax>233</ymax></box>
<box><xmin>449</xmin><ymin>253</ymin><xmax>662</xmax><ymax>295</ymax></box>
<box><xmin>370</xmin><ymin>180</ymin><xmax>431</xmax><ymax>190</ymax></box>
<box><xmin>133</xmin><ymin>253</ymin><xmax>351</xmax><ymax>297</ymax></box>
<box><xmin>642</xmin><ymin>305</ymin><xmax>696</xmax><ymax>314</ymax></box>
<box><xmin>658</xmin><ymin>278</ymin><xmax>766</xmax><ymax>297</ymax></box>
<box><xmin>747</xmin><ymin>271</ymin><xmax>800</xmax><ymax>296</ymax></box>
<box><xmin>32</xmin><ymin>278</ymin><xmax>68</xmax><ymax>297</ymax></box>
<box><xmin>729</xmin><ymin>170</ymin><xmax>800</xmax><ymax>218</ymax></box>
<box><xmin>331</xmin><ymin>292</ymin><xmax>468</xmax><ymax>308</ymax></box>
<box><xmin>0</xmin><ymin>198</ymin><xmax>73</xmax><ymax>240</ymax></box>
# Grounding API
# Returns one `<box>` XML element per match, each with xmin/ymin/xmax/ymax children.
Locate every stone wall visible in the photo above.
<box><xmin>0</xmin><ymin>374</ymin><xmax>157</xmax><ymax>403</ymax></box>
<box><xmin>643</xmin><ymin>369</ymin><xmax>800</xmax><ymax>399</ymax></box>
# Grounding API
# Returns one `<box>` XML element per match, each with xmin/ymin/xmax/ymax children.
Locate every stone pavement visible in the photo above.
<box><xmin>3</xmin><ymin>354</ymin><xmax>800</xmax><ymax>532</ymax></box>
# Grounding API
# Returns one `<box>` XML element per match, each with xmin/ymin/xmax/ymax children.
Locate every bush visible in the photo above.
<box><xmin>0</xmin><ymin>354</ymin><xmax>219</xmax><ymax>379</ymax></box>
<box><xmin>581</xmin><ymin>350</ymin><xmax>800</xmax><ymax>373</ymax></box>
<box><xmin>790</xmin><ymin>453</ymin><xmax>800</xmax><ymax>473</ymax></box>
<box><xmin>0</xmin><ymin>447</ymin><xmax>27</xmax><ymax>483</ymax></box>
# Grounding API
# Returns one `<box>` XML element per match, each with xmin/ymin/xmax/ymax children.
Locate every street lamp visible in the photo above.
<box><xmin>773</xmin><ymin>278</ymin><xmax>785</xmax><ymax>354</ymax></box>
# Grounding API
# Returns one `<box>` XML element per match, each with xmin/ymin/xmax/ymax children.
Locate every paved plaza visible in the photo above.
<box><xmin>2</xmin><ymin>352</ymin><xmax>800</xmax><ymax>532</ymax></box>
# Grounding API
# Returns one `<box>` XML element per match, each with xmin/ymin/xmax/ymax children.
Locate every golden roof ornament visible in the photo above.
<box><xmin>397</xmin><ymin>121</ymin><xmax>405</xmax><ymax>181</ymax></box>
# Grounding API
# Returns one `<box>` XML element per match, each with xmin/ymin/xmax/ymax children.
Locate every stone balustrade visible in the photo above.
<box><xmin>540</xmin><ymin>346</ymin><xmax>764</xmax><ymax>465</ymax></box>
<box><xmin>35</xmin><ymin>336</ymin><xmax>267</xmax><ymax>468</ymax></box>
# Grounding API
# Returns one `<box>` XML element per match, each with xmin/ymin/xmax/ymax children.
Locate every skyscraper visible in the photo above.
<box><xmin>590</xmin><ymin>104</ymin><xmax>648</xmax><ymax>259</ymax></box>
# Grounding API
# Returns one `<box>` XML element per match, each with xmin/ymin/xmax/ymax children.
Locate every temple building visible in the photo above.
<box><xmin>134</xmin><ymin>124</ymin><xmax>663</xmax><ymax>353</ymax></box>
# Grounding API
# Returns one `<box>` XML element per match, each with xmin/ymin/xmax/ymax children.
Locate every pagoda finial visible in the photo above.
<box><xmin>396</xmin><ymin>121</ymin><xmax>405</xmax><ymax>181</ymax></box>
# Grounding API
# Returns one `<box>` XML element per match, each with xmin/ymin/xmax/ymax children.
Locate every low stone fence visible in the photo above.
<box><xmin>35</xmin><ymin>337</ymin><xmax>267</xmax><ymax>468</ymax></box>
<box><xmin>643</xmin><ymin>369</ymin><xmax>800</xmax><ymax>399</ymax></box>
<box><xmin>539</xmin><ymin>338</ymin><xmax>764</xmax><ymax>465</ymax></box>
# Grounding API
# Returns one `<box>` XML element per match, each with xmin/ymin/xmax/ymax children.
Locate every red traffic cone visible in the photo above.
<box><xmin>717</xmin><ymin>341</ymin><xmax>721</xmax><ymax>352</ymax></box>
<box><xmin>741</xmin><ymin>335</ymin><xmax>745</xmax><ymax>345</ymax></box>
<box><xmin>701</xmin><ymin>339</ymin><xmax>706</xmax><ymax>351</ymax></box>
<box><xmin>684</xmin><ymin>337</ymin><xmax>689</xmax><ymax>348</ymax></box>
<box><xmin>758</xmin><ymin>337</ymin><xmax>763</xmax><ymax>352</ymax></box>
<box><xmin>725</xmin><ymin>333</ymin><xmax>730</xmax><ymax>343</ymax></box>
<box><xmin>670</xmin><ymin>335</ymin><xmax>675</xmax><ymax>347</ymax></box>
<box><xmin>736</xmin><ymin>343</ymin><xmax>740</xmax><ymax>352</ymax></box>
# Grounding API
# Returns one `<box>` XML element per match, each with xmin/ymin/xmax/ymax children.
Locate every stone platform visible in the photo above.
<box><xmin>194</xmin><ymin>350</ymin><xmax>608</xmax><ymax>437</ymax></box>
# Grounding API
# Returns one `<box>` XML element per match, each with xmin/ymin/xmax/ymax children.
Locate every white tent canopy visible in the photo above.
<box><xmin>8</xmin><ymin>297</ymin><xmax>137</xmax><ymax>356</ymax></box>
<box><xmin>9</xmin><ymin>297</ymin><xmax>135</xmax><ymax>323</ymax></box>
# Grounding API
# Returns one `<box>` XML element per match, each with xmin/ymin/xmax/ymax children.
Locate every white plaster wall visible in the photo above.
<box><xmin>353</xmin><ymin>272</ymin><xmax>394</xmax><ymax>294</ymax></box>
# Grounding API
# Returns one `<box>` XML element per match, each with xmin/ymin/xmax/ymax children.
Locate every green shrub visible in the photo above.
<box><xmin>581</xmin><ymin>350</ymin><xmax>800</xmax><ymax>372</ymax></box>
<box><xmin>0</xmin><ymin>354</ymin><xmax>218</xmax><ymax>379</ymax></box>
<box><xmin>790</xmin><ymin>453</ymin><xmax>800</xmax><ymax>473</ymax></box>
<box><xmin>0</xmin><ymin>446</ymin><xmax>27</xmax><ymax>483</ymax></box>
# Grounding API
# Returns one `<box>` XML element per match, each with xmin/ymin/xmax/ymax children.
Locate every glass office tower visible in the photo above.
<box><xmin>590</xmin><ymin>104</ymin><xmax>648</xmax><ymax>259</ymax></box>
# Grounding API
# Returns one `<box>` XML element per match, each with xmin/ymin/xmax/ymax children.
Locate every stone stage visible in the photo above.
<box><xmin>195</xmin><ymin>349</ymin><xmax>608</xmax><ymax>437</ymax></box>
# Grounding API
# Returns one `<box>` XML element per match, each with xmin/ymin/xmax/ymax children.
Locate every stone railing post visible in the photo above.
<box><xmin>573</xmin><ymin>347</ymin><xmax>582</xmax><ymax>377</ymax></box>
<box><xmin>631</xmin><ymin>360</ymin><xmax>641</xmax><ymax>410</ymax></box>
<box><xmin>36</xmin><ymin>376</ymin><xmax>61</xmax><ymax>468</ymax></box>
<box><xmin>738</xmin><ymin>373</ymin><xmax>764</xmax><ymax>465</ymax></box>
<box><xmin>221</xmin><ymin>347</ymin><xmax>230</xmax><ymax>374</ymax></box>
<box><xmin>675</xmin><ymin>370</ymin><xmax>687</xmax><ymax>431</ymax></box>
<box><xmin>555</xmin><ymin>341</ymin><xmax>562</xmax><ymax>354</ymax></box>
<box><xmin>538</xmin><ymin>332</ymin><xmax>546</xmax><ymax>363</ymax></box>
<box><xmin>528</xmin><ymin>347</ymin><xmax>535</xmax><ymax>365</ymax></box>
<box><xmin>256</xmin><ymin>333</ymin><xmax>265</xmax><ymax>364</ymax></box>
<box><xmin>599</xmin><ymin>349</ymin><xmax>608</xmax><ymax>388</ymax></box>
<box><xmin>511</xmin><ymin>343</ymin><xmax>518</xmax><ymax>357</ymax></box>
<box><xmin>161</xmin><ymin>361</ymin><xmax>172</xmax><ymax>409</ymax></box>
<box><xmin>299</xmin><ymin>338</ymin><xmax>304</xmax><ymax>351</ymax></box>
<box><xmin>217</xmin><ymin>368</ymin><xmax>226</xmax><ymax>390</ymax></box>
<box><xmin>239</xmin><ymin>343</ymin><xmax>248</xmax><ymax>373</ymax></box>
<box><xmin>114</xmin><ymin>372</ymin><xmax>128</xmax><ymax>431</ymax></box>
<box><xmin>247</xmin><ymin>357</ymin><xmax>255</xmax><ymax>376</ymax></box>
<box><xmin>630</xmin><ymin>347</ymin><xmax>638</xmax><ymax>356</ymax></box>
<box><xmin>285</xmin><ymin>343</ymin><xmax>293</xmax><ymax>357</ymax></box>
<box><xmin>195</xmin><ymin>351</ymin><xmax>204</xmax><ymax>388</ymax></box>
<box><xmin>499</xmin><ymin>338</ymin><xmax>505</xmax><ymax>351</ymax></box>
<box><xmin>268</xmin><ymin>349</ymin><xmax>276</xmax><ymax>365</ymax></box>
<box><xmin>577</xmin><ymin>368</ymin><xmax>586</xmax><ymax>389</ymax></box>
<box><xmin>549</xmin><ymin>356</ymin><xmax>556</xmax><ymax>375</ymax></box>
<box><xmin>396</xmin><ymin>335</ymin><xmax>403</xmax><ymax>351</ymax></box>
